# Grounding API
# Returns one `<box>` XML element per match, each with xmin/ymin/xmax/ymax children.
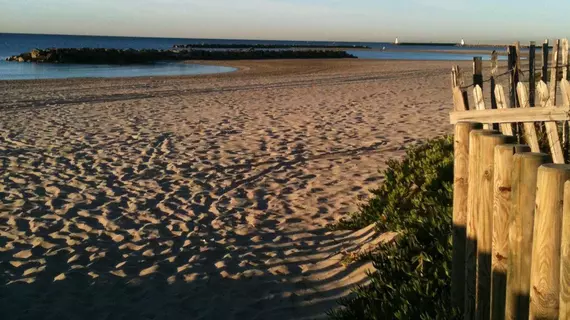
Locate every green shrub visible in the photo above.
<box><xmin>335</xmin><ymin>136</ymin><xmax>454</xmax><ymax>233</ymax></box>
<box><xmin>329</xmin><ymin>136</ymin><xmax>459</xmax><ymax>319</ymax></box>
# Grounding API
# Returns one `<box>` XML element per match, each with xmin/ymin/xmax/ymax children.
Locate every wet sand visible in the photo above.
<box><xmin>0</xmin><ymin>59</ymin><xmax>461</xmax><ymax>319</ymax></box>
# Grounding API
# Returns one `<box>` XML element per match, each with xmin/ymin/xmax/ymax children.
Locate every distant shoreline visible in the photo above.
<box><xmin>397</xmin><ymin>42</ymin><xmax>549</xmax><ymax>49</ymax></box>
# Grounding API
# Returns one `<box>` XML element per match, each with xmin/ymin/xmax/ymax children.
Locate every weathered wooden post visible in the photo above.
<box><xmin>452</xmin><ymin>65</ymin><xmax>459</xmax><ymax>88</ymax></box>
<box><xmin>505</xmin><ymin>152</ymin><xmax>551</xmax><ymax>320</ymax></box>
<box><xmin>489</xmin><ymin>52</ymin><xmax>498</xmax><ymax>110</ymax></box>
<box><xmin>452</xmin><ymin>65</ymin><xmax>475</xmax><ymax>314</ymax></box>
<box><xmin>474</xmin><ymin>86</ymin><xmax>491</xmax><ymax>130</ymax></box>
<box><xmin>529</xmin><ymin>41</ymin><xmax>537</xmax><ymax>107</ymax></box>
<box><xmin>476</xmin><ymin>133</ymin><xmax>515</xmax><ymax>320</ymax></box>
<box><xmin>473</xmin><ymin>57</ymin><xmax>483</xmax><ymax>90</ymax></box>
<box><xmin>452</xmin><ymin>122</ymin><xmax>476</xmax><ymax>313</ymax></box>
<box><xmin>508</xmin><ymin>46</ymin><xmax>517</xmax><ymax>109</ymax></box>
<box><xmin>560</xmin><ymin>180</ymin><xmax>570</xmax><ymax>319</ymax></box>
<box><xmin>514</xmin><ymin>42</ymin><xmax>522</xmax><ymax>106</ymax></box>
<box><xmin>507</xmin><ymin>45</ymin><xmax>521</xmax><ymax>141</ymax></box>
<box><xmin>490</xmin><ymin>144</ymin><xmax>531</xmax><ymax>320</ymax></box>
<box><xmin>543</xmin><ymin>39</ymin><xmax>550</xmax><ymax>84</ymax></box>
<box><xmin>529</xmin><ymin>164</ymin><xmax>570</xmax><ymax>319</ymax></box>
<box><xmin>465</xmin><ymin>130</ymin><xmax>500</xmax><ymax>319</ymax></box>
<box><xmin>562</xmin><ymin>39</ymin><xmax>569</xmax><ymax>81</ymax></box>
<box><xmin>549</xmin><ymin>39</ymin><xmax>560</xmax><ymax>105</ymax></box>
<box><xmin>494</xmin><ymin>85</ymin><xmax>514</xmax><ymax>136</ymax></box>
<box><xmin>452</xmin><ymin>65</ymin><xmax>470</xmax><ymax>110</ymax></box>
<box><xmin>536</xmin><ymin>81</ymin><xmax>565</xmax><ymax>164</ymax></box>
<box><xmin>517</xmin><ymin>83</ymin><xmax>541</xmax><ymax>153</ymax></box>
<box><xmin>562</xmin><ymin>79</ymin><xmax>570</xmax><ymax>160</ymax></box>
<box><xmin>515</xmin><ymin>42</ymin><xmax>522</xmax><ymax>81</ymax></box>
<box><xmin>561</xmin><ymin>39</ymin><xmax>569</xmax><ymax>156</ymax></box>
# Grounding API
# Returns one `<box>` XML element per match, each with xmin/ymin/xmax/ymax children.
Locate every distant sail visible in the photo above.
<box><xmin>394</xmin><ymin>37</ymin><xmax>399</xmax><ymax>45</ymax></box>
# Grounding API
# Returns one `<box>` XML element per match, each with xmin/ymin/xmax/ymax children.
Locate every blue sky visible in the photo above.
<box><xmin>0</xmin><ymin>0</ymin><xmax>568</xmax><ymax>43</ymax></box>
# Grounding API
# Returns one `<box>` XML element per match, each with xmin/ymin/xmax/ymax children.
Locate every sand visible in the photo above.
<box><xmin>0</xmin><ymin>59</ymin><xmax>462</xmax><ymax>319</ymax></box>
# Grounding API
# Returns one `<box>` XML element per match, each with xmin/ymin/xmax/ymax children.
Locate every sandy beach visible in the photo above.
<box><xmin>0</xmin><ymin>59</ymin><xmax>462</xmax><ymax>319</ymax></box>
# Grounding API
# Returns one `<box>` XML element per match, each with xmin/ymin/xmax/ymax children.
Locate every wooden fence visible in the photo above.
<box><xmin>451</xmin><ymin>39</ymin><xmax>570</xmax><ymax>319</ymax></box>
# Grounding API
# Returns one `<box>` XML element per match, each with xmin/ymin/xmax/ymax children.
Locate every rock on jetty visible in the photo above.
<box><xmin>173</xmin><ymin>43</ymin><xmax>371</xmax><ymax>49</ymax></box>
<box><xmin>6</xmin><ymin>48</ymin><xmax>357</xmax><ymax>64</ymax></box>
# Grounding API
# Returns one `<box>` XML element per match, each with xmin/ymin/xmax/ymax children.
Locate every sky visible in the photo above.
<box><xmin>0</xmin><ymin>0</ymin><xmax>569</xmax><ymax>43</ymax></box>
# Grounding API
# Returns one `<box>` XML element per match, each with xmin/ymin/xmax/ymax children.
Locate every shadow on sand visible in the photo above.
<box><xmin>0</xmin><ymin>224</ymin><xmax>383</xmax><ymax>320</ymax></box>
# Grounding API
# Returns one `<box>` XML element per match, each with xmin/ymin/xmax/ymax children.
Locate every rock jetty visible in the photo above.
<box><xmin>6</xmin><ymin>48</ymin><xmax>357</xmax><ymax>64</ymax></box>
<box><xmin>173</xmin><ymin>43</ymin><xmax>371</xmax><ymax>49</ymax></box>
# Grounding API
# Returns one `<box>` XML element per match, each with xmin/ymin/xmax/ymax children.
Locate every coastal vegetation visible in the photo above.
<box><xmin>329</xmin><ymin>136</ymin><xmax>459</xmax><ymax>319</ymax></box>
<box><xmin>173</xmin><ymin>43</ymin><xmax>371</xmax><ymax>49</ymax></box>
<box><xmin>5</xmin><ymin>48</ymin><xmax>357</xmax><ymax>64</ymax></box>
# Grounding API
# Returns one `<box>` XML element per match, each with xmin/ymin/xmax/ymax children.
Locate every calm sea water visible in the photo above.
<box><xmin>0</xmin><ymin>33</ymin><xmax>504</xmax><ymax>80</ymax></box>
<box><xmin>0</xmin><ymin>62</ymin><xmax>236</xmax><ymax>80</ymax></box>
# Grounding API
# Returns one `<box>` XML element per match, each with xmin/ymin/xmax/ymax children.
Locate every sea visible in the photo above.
<box><xmin>0</xmin><ymin>33</ymin><xmax>504</xmax><ymax>80</ymax></box>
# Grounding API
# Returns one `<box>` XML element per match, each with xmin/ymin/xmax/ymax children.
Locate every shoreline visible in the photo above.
<box><xmin>0</xmin><ymin>54</ymin><xmax>503</xmax><ymax>82</ymax></box>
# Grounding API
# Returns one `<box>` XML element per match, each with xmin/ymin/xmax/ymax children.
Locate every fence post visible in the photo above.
<box><xmin>517</xmin><ymin>83</ymin><xmax>541</xmax><ymax>153</ymax></box>
<box><xmin>549</xmin><ymin>39</ymin><xmax>560</xmax><ymax>105</ymax></box>
<box><xmin>494</xmin><ymin>85</ymin><xmax>514</xmax><ymax>136</ymax></box>
<box><xmin>491</xmin><ymin>51</ymin><xmax>498</xmax><ymax>109</ymax></box>
<box><xmin>508</xmin><ymin>46</ymin><xmax>517</xmax><ymax>109</ymax></box>
<box><xmin>561</xmin><ymin>39</ymin><xmax>569</xmax><ymax>158</ymax></box>
<box><xmin>529</xmin><ymin>164</ymin><xmax>570</xmax><ymax>319</ymax></box>
<box><xmin>515</xmin><ymin>42</ymin><xmax>522</xmax><ymax>82</ymax></box>
<box><xmin>562</xmin><ymin>39</ymin><xmax>568</xmax><ymax>81</ymax></box>
<box><xmin>514</xmin><ymin>42</ymin><xmax>521</xmax><ymax>99</ymax></box>
<box><xmin>473</xmin><ymin>57</ymin><xmax>483</xmax><ymax>89</ymax></box>
<box><xmin>507</xmin><ymin>45</ymin><xmax>521</xmax><ymax>141</ymax></box>
<box><xmin>536</xmin><ymin>82</ymin><xmax>565</xmax><ymax>163</ymax></box>
<box><xmin>491</xmin><ymin>144</ymin><xmax>531</xmax><ymax>320</ymax></box>
<box><xmin>489</xmin><ymin>52</ymin><xmax>500</xmax><ymax>131</ymax></box>
<box><xmin>476</xmin><ymin>133</ymin><xmax>515</xmax><ymax>320</ymax></box>
<box><xmin>452</xmin><ymin>65</ymin><xmax>470</xmax><ymax>110</ymax></box>
<box><xmin>560</xmin><ymin>181</ymin><xmax>570</xmax><ymax>319</ymax></box>
<box><xmin>543</xmin><ymin>39</ymin><xmax>550</xmax><ymax>83</ymax></box>
<box><xmin>465</xmin><ymin>130</ymin><xmax>500</xmax><ymax>319</ymax></box>
<box><xmin>474</xmin><ymin>85</ymin><xmax>490</xmax><ymax>130</ymax></box>
<box><xmin>505</xmin><ymin>152</ymin><xmax>551</xmax><ymax>320</ymax></box>
<box><xmin>452</xmin><ymin>122</ymin><xmax>476</xmax><ymax>314</ymax></box>
<box><xmin>452</xmin><ymin>65</ymin><xmax>461</xmax><ymax>88</ymax></box>
<box><xmin>529</xmin><ymin>41</ymin><xmax>536</xmax><ymax>107</ymax></box>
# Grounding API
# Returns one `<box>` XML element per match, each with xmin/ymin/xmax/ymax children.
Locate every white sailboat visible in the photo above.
<box><xmin>394</xmin><ymin>37</ymin><xmax>399</xmax><ymax>45</ymax></box>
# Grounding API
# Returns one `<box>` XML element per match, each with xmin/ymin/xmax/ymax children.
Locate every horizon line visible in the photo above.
<box><xmin>0</xmin><ymin>31</ymin><xmax>539</xmax><ymax>45</ymax></box>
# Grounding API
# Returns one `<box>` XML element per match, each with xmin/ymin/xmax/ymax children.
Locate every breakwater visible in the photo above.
<box><xmin>6</xmin><ymin>48</ymin><xmax>357</xmax><ymax>64</ymax></box>
<box><xmin>173</xmin><ymin>43</ymin><xmax>371</xmax><ymax>49</ymax></box>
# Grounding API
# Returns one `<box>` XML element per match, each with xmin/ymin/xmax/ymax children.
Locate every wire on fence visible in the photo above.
<box><xmin>458</xmin><ymin>63</ymin><xmax>570</xmax><ymax>90</ymax></box>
